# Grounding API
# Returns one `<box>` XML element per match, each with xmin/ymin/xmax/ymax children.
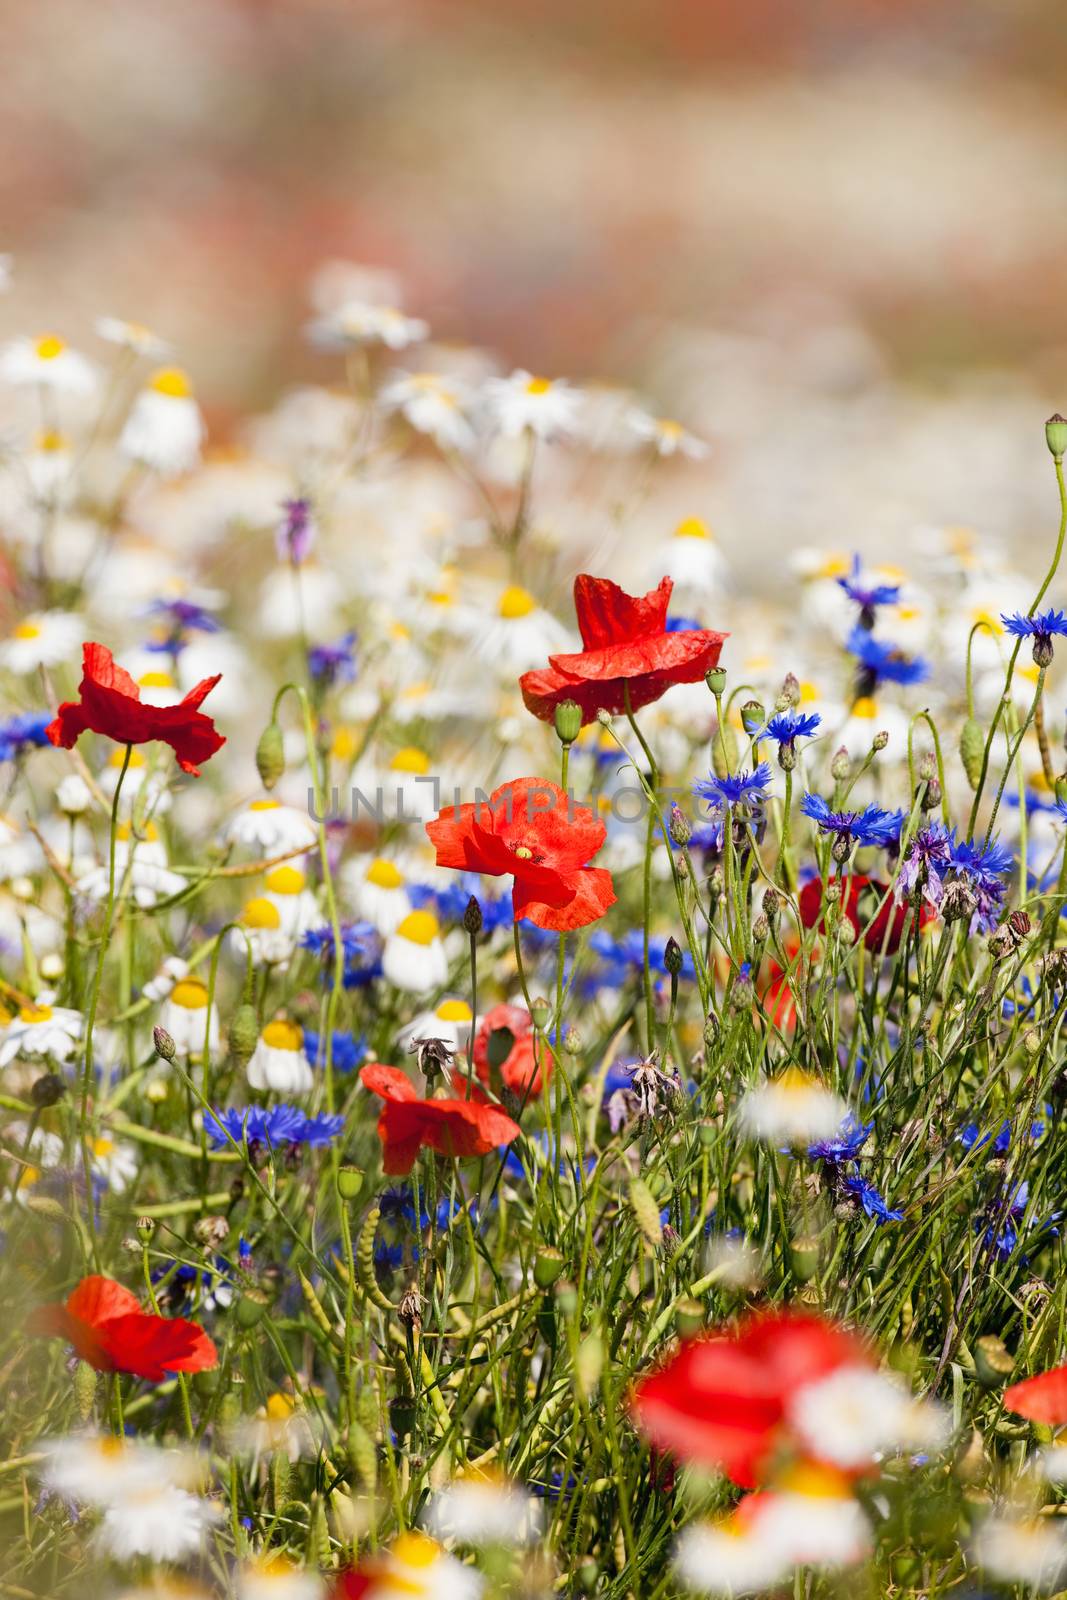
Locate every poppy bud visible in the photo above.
<box><xmin>463</xmin><ymin>895</ymin><xmax>483</xmax><ymax>935</ymax></box>
<box><xmin>1047</xmin><ymin>414</ymin><xmax>1067</xmax><ymax>461</ymax></box>
<box><xmin>663</xmin><ymin>937</ymin><xmax>683</xmax><ymax>976</ymax></box>
<box><xmin>705</xmin><ymin>667</ymin><xmax>727</xmax><ymax>696</ymax></box>
<box><xmin>830</xmin><ymin>745</ymin><xmax>851</xmax><ymax>780</ymax></box>
<box><xmin>790</xmin><ymin>1234</ymin><xmax>821</xmax><ymax>1283</ymax></box>
<box><xmin>530</xmin><ymin>996</ymin><xmax>552</xmax><ymax>1032</ymax></box>
<box><xmin>960</xmin><ymin>717</ymin><xmax>984</xmax><ymax>790</ymax></box>
<box><xmin>740</xmin><ymin>700</ymin><xmax>765</xmax><ymax>735</ymax></box>
<box><xmin>674</xmin><ymin>1297</ymin><xmax>704</xmax><ymax>1339</ymax></box>
<box><xmin>669</xmin><ymin>803</ymin><xmax>691</xmax><ymax>845</ymax></box>
<box><xmin>153</xmin><ymin>1026</ymin><xmax>176</xmax><ymax>1062</ymax></box>
<box><xmin>255</xmin><ymin>719</ymin><xmax>286</xmax><ymax>791</ymax></box>
<box><xmin>235</xmin><ymin>1288</ymin><xmax>269</xmax><ymax>1329</ymax></box>
<box><xmin>534</xmin><ymin>1244</ymin><xmax>565</xmax><ymax>1289</ymax></box>
<box><xmin>336</xmin><ymin>1165</ymin><xmax>364</xmax><ymax>1201</ymax></box>
<box><xmin>228</xmin><ymin>1003</ymin><xmax>258</xmax><ymax>1068</ymax></box>
<box><xmin>31</xmin><ymin>1072</ymin><xmax>65</xmax><ymax>1108</ymax></box>
<box><xmin>73</xmin><ymin>1359</ymin><xmax>98</xmax><ymax>1422</ymax></box>
<box><xmin>553</xmin><ymin>700</ymin><xmax>583</xmax><ymax>746</ymax></box>
<box><xmin>973</xmin><ymin>1333</ymin><xmax>1014</xmax><ymax>1389</ymax></box>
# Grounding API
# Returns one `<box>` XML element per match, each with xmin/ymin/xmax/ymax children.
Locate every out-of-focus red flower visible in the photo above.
<box><xmin>1005</xmin><ymin>1364</ymin><xmax>1067</xmax><ymax>1423</ymax></box>
<box><xmin>473</xmin><ymin>1002</ymin><xmax>550</xmax><ymax>1097</ymax></box>
<box><xmin>758</xmin><ymin>937</ymin><xmax>801</xmax><ymax>1032</ymax></box>
<box><xmin>29</xmin><ymin>1274</ymin><xmax>217</xmax><ymax>1381</ymax></box>
<box><xmin>360</xmin><ymin>1063</ymin><xmax>521</xmax><ymax>1175</ymax></box>
<box><xmin>425</xmin><ymin>776</ymin><xmax>615</xmax><ymax>933</ymax></box>
<box><xmin>520</xmin><ymin>574</ymin><xmax>726</xmax><ymax>725</ymax></box>
<box><xmin>799</xmin><ymin>874</ymin><xmax>931</xmax><ymax>954</ymax></box>
<box><xmin>631</xmin><ymin>1307</ymin><xmax>870</xmax><ymax>1488</ymax></box>
<box><xmin>47</xmin><ymin>642</ymin><xmax>225</xmax><ymax>776</ymax></box>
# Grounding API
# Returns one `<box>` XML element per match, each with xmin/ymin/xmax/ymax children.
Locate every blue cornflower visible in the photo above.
<box><xmin>1002</xmin><ymin>609</ymin><xmax>1067</xmax><ymax>666</ymax></box>
<box><xmin>948</xmin><ymin>835</ymin><xmax>1013</xmax><ymax>933</ymax></box>
<box><xmin>409</xmin><ymin>877</ymin><xmax>513</xmax><ymax>931</ymax></box>
<box><xmin>143</xmin><ymin>598</ymin><xmax>220</xmax><ymax>659</ymax></box>
<box><xmin>837</xmin><ymin>555</ymin><xmax>901</xmax><ymax>623</ymax></box>
<box><xmin>303</xmin><ymin>1029</ymin><xmax>366</xmax><ymax>1073</ymax></box>
<box><xmin>808</xmin><ymin>1116</ymin><xmax>873</xmax><ymax>1163</ymax></box>
<box><xmin>754</xmin><ymin>711</ymin><xmax>821</xmax><ymax>770</ymax></box>
<box><xmin>588</xmin><ymin>929</ymin><xmax>695</xmax><ymax>987</ymax></box>
<box><xmin>800</xmin><ymin>792</ymin><xmax>904</xmax><ymax>858</ymax></box>
<box><xmin>847</xmin><ymin>626</ymin><xmax>929</xmax><ymax>690</ymax></box>
<box><xmin>665</xmin><ymin>616</ymin><xmax>703</xmax><ymax>632</ymax></box>
<box><xmin>0</xmin><ymin>712</ymin><xmax>51</xmax><ymax>763</ymax></box>
<box><xmin>308</xmin><ymin>630</ymin><xmax>358</xmax><ymax>686</ymax></box>
<box><xmin>959</xmin><ymin>1121</ymin><xmax>1012</xmax><ymax>1157</ymax></box>
<box><xmin>842</xmin><ymin>1173</ymin><xmax>903</xmax><ymax>1225</ymax></box>
<box><xmin>300</xmin><ymin>921</ymin><xmax>383</xmax><ymax>989</ymax></box>
<box><xmin>977</xmin><ymin>1181</ymin><xmax>1061</xmax><ymax>1262</ymax></box>
<box><xmin>205</xmin><ymin>1104</ymin><xmax>345</xmax><ymax>1150</ymax></box>
<box><xmin>693</xmin><ymin>763</ymin><xmax>771</xmax><ymax>847</ymax></box>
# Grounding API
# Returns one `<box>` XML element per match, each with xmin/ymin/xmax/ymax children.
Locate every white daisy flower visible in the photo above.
<box><xmin>383</xmin><ymin>910</ymin><xmax>449</xmax><ymax>993</ymax></box>
<box><xmin>263</xmin><ymin>865</ymin><xmax>320</xmax><ymax>938</ymax></box>
<box><xmin>308</xmin><ymin>302</ymin><xmax>429</xmax><ymax>352</ymax></box>
<box><xmin>482</xmin><ymin>370</ymin><xmax>581</xmax><ymax>442</ymax></box>
<box><xmin>37</xmin><ymin>1433</ymin><xmax>199</xmax><ymax>1505</ymax></box>
<box><xmin>381</xmin><ymin>372</ymin><xmax>475</xmax><ymax>452</ymax></box>
<box><xmin>237</xmin><ymin>1557</ymin><xmax>323</xmax><ymax>1600</ymax></box>
<box><xmin>96</xmin><ymin>1484</ymin><xmax>218</xmax><ymax>1563</ymax></box>
<box><xmin>157</xmin><ymin>976</ymin><xmax>219</xmax><ymax>1059</ymax></box>
<box><xmin>0</xmin><ymin>610</ymin><xmax>83</xmax><ymax>673</ymax></box>
<box><xmin>673</xmin><ymin>1513</ymin><xmax>790</xmax><ymax>1595</ymax></box>
<box><xmin>972</xmin><ymin>1515</ymin><xmax>1067</xmax><ymax>1590</ymax></box>
<box><xmin>399</xmin><ymin>998</ymin><xmax>474</xmax><ymax>1060</ymax></box>
<box><xmin>246</xmin><ymin>1019</ymin><xmax>313</xmax><ymax>1095</ymax></box>
<box><xmin>787</xmin><ymin>1366</ymin><xmax>948</xmax><ymax>1470</ymax></box>
<box><xmin>0</xmin><ymin>997</ymin><xmax>83</xmax><ymax>1068</ymax></box>
<box><xmin>657</xmin><ymin>517</ymin><xmax>728</xmax><ymax>597</ymax></box>
<box><xmin>119</xmin><ymin>368</ymin><xmax>204</xmax><ymax>476</ymax></box>
<box><xmin>628</xmin><ymin>410</ymin><xmax>708</xmax><ymax>459</ymax></box>
<box><xmin>474</xmin><ymin>585</ymin><xmax>573</xmax><ymax>677</ymax></box>
<box><xmin>87</xmin><ymin>1133</ymin><xmax>139</xmax><ymax>1193</ymax></box>
<box><xmin>343</xmin><ymin>855</ymin><xmax>414</xmax><ymax>935</ymax></box>
<box><xmin>224</xmin><ymin>799</ymin><xmax>317</xmax><ymax>857</ymax></box>
<box><xmin>736</xmin><ymin>1068</ymin><xmax>848</xmax><ymax>1146</ymax></box>
<box><xmin>0</xmin><ymin>335</ymin><xmax>97</xmax><ymax>394</ymax></box>
<box><xmin>96</xmin><ymin>317</ymin><xmax>172</xmax><ymax>358</ymax></box>
<box><xmin>229</xmin><ymin>897</ymin><xmax>297</xmax><ymax>968</ymax></box>
<box><xmin>422</xmin><ymin>1472</ymin><xmax>542</xmax><ymax>1547</ymax></box>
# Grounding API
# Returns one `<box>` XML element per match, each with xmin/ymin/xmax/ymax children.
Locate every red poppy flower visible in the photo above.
<box><xmin>799</xmin><ymin>874</ymin><xmax>931</xmax><ymax>955</ymax></box>
<box><xmin>631</xmin><ymin>1308</ymin><xmax>870</xmax><ymax>1488</ymax></box>
<box><xmin>46</xmin><ymin>642</ymin><xmax>225</xmax><ymax>776</ymax></box>
<box><xmin>519</xmin><ymin>574</ymin><xmax>727</xmax><ymax>725</ymax></box>
<box><xmin>360</xmin><ymin>1063</ymin><xmax>521</xmax><ymax>1175</ymax></box>
<box><xmin>1005</xmin><ymin>1364</ymin><xmax>1067</xmax><ymax>1424</ymax></box>
<box><xmin>473</xmin><ymin>1002</ymin><xmax>551</xmax><ymax>1097</ymax></box>
<box><xmin>29</xmin><ymin>1274</ymin><xmax>217</xmax><ymax>1381</ymax></box>
<box><xmin>425</xmin><ymin>776</ymin><xmax>615</xmax><ymax>933</ymax></box>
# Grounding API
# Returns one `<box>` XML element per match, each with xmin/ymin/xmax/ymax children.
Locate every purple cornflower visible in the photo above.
<box><xmin>277</xmin><ymin>496</ymin><xmax>316</xmax><ymax>565</ymax></box>
<box><xmin>948</xmin><ymin>835</ymin><xmax>1012</xmax><ymax>934</ymax></box>
<box><xmin>144</xmin><ymin>597</ymin><xmax>220</xmax><ymax>659</ymax></box>
<box><xmin>1001</xmin><ymin>609</ymin><xmax>1067</xmax><ymax>667</ymax></box>
<box><xmin>308</xmin><ymin>630</ymin><xmax>358</xmax><ymax>686</ymax></box>
<box><xmin>837</xmin><ymin>555</ymin><xmax>901</xmax><ymax>628</ymax></box>
<box><xmin>896</xmin><ymin>822</ymin><xmax>953</xmax><ymax>909</ymax></box>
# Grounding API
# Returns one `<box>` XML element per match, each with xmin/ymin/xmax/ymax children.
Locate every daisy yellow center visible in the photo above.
<box><xmin>674</xmin><ymin>516</ymin><xmax>710</xmax><ymax>540</ymax></box>
<box><xmin>437</xmin><ymin>999</ymin><xmax>472</xmax><ymax>1023</ymax></box>
<box><xmin>242</xmin><ymin>897</ymin><xmax>282</xmax><ymax>930</ymax></box>
<box><xmin>391</xmin><ymin>622</ymin><xmax>411</xmax><ymax>641</ymax></box>
<box><xmin>13</xmin><ymin>621</ymin><xmax>41</xmax><ymax>640</ymax></box>
<box><xmin>971</xmin><ymin>608</ymin><xmax>1003</xmax><ymax>633</ymax></box>
<box><xmin>138</xmin><ymin>671</ymin><xmax>174</xmax><ymax>689</ymax></box>
<box><xmin>111</xmin><ymin>746</ymin><xmax>145</xmax><ymax>767</ymax></box>
<box><xmin>367</xmin><ymin>858</ymin><xmax>404</xmax><ymax>889</ymax></box>
<box><xmin>798</xmin><ymin>680</ymin><xmax>819</xmax><ymax>704</ymax></box>
<box><xmin>499</xmin><ymin>585</ymin><xmax>537</xmax><ymax>619</ymax></box>
<box><xmin>659</xmin><ymin>419</ymin><xmax>684</xmax><ymax>438</ymax></box>
<box><xmin>262</xmin><ymin>1019</ymin><xmax>303</xmax><ymax>1052</ymax></box>
<box><xmin>524</xmin><ymin>377</ymin><xmax>552</xmax><ymax>396</ymax></box>
<box><xmin>815</xmin><ymin>555</ymin><xmax>849</xmax><ymax>579</ymax></box>
<box><xmin>390</xmin><ymin>747</ymin><xmax>430</xmax><ymax>776</ymax></box>
<box><xmin>396</xmin><ymin>910</ymin><xmax>439</xmax><ymax>947</ymax></box>
<box><xmin>19</xmin><ymin>1004</ymin><xmax>53</xmax><ymax>1023</ymax></box>
<box><xmin>35</xmin><ymin>430</ymin><xmax>67</xmax><ymax>452</ymax></box>
<box><xmin>92</xmin><ymin>1137</ymin><xmax>115</xmax><ymax>1158</ymax></box>
<box><xmin>777</xmin><ymin>1066</ymin><xmax>818</xmax><ymax>1096</ymax></box>
<box><xmin>265</xmin><ymin>1391</ymin><xmax>296</xmax><ymax>1421</ymax></box>
<box><xmin>255</xmin><ymin>1556</ymin><xmax>297</xmax><ymax>1580</ymax></box>
<box><xmin>34</xmin><ymin>335</ymin><xmax>66</xmax><ymax>361</ymax></box>
<box><xmin>265</xmin><ymin>866</ymin><xmax>306</xmax><ymax>895</ymax></box>
<box><xmin>401</xmin><ymin>681</ymin><xmax>431</xmax><ymax>700</ymax></box>
<box><xmin>116</xmin><ymin>821</ymin><xmax>159</xmax><ymax>843</ymax></box>
<box><xmin>331</xmin><ymin>726</ymin><xmax>357</xmax><ymax>761</ymax></box>
<box><xmin>250</xmin><ymin>799</ymin><xmax>280</xmax><ymax>812</ymax></box>
<box><xmin>427</xmin><ymin>590</ymin><xmax>453</xmax><ymax>608</ymax></box>
<box><xmin>851</xmin><ymin>696</ymin><xmax>877</xmax><ymax>719</ymax></box>
<box><xmin>97</xmin><ymin>1436</ymin><xmax>126</xmax><ymax>1458</ymax></box>
<box><xmin>149</xmin><ymin>367</ymin><xmax>192</xmax><ymax>399</ymax></box>
<box><xmin>776</xmin><ymin>1460</ymin><xmax>852</xmax><ymax>1499</ymax></box>
<box><xmin>170</xmin><ymin>978</ymin><xmax>209</xmax><ymax>1010</ymax></box>
<box><xmin>392</xmin><ymin>1531</ymin><xmax>440</xmax><ymax>1569</ymax></box>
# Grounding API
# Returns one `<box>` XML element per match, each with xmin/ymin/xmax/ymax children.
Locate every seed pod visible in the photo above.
<box><xmin>255</xmin><ymin>720</ymin><xmax>286</xmax><ymax>791</ymax></box>
<box><xmin>974</xmin><ymin>1334</ymin><xmax>1014</xmax><ymax>1389</ymax></box>
<box><xmin>675</xmin><ymin>1297</ymin><xmax>705</xmax><ymax>1339</ymax></box>
<box><xmin>705</xmin><ymin>667</ymin><xmax>727</xmax><ymax>696</ymax></box>
<box><xmin>336</xmin><ymin>1165</ymin><xmax>364</xmax><ymax>1201</ymax></box>
<box><xmin>1047</xmin><ymin>413</ymin><xmax>1067</xmax><ymax>461</ymax></box>
<box><xmin>553</xmin><ymin>700</ymin><xmax>583</xmax><ymax>746</ymax></box>
<box><xmin>534</xmin><ymin>1245</ymin><xmax>565</xmax><ymax>1290</ymax></box>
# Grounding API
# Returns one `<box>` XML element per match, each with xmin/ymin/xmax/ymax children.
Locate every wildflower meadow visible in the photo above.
<box><xmin>6</xmin><ymin>274</ymin><xmax>1067</xmax><ymax>1600</ymax></box>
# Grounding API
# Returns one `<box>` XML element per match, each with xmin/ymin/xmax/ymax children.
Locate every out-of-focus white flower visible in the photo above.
<box><xmin>25</xmin><ymin>429</ymin><xmax>73</xmax><ymax>504</ymax></box>
<box><xmin>482</xmin><ymin>370</ymin><xmax>581</xmax><ymax>441</ymax></box>
<box><xmin>246</xmin><ymin>1019</ymin><xmax>313</xmax><ymax>1095</ymax></box>
<box><xmin>0</xmin><ymin>997</ymin><xmax>83</xmax><ymax>1068</ymax></box>
<box><xmin>229</xmin><ymin>897</ymin><xmax>297</xmax><ymax>968</ymax></box>
<box><xmin>745</xmin><ymin>1468</ymin><xmax>871</xmax><ymax>1571</ymax></box>
<box><xmin>97</xmin><ymin>745</ymin><xmax>172</xmax><ymax>819</ymax></box>
<box><xmin>422</xmin><ymin>1472</ymin><xmax>543</xmax><ymax>1547</ymax></box>
<box><xmin>352</xmin><ymin>1532</ymin><xmax>482</xmax><ymax>1600</ymax></box>
<box><xmin>230</xmin><ymin>1392</ymin><xmax>323</xmax><ymax>1462</ymax></box>
<box><xmin>96</xmin><ymin>1484</ymin><xmax>218</xmax><ymax>1562</ymax></box>
<box><xmin>343</xmin><ymin>855</ymin><xmax>414</xmax><ymax>935</ymax></box>
<box><xmin>38</xmin><ymin>1433</ymin><xmax>200</xmax><ymax>1506</ymax></box>
<box><xmin>787</xmin><ymin>1366</ymin><xmax>948</xmax><ymax>1470</ymax></box>
<box><xmin>77</xmin><ymin>823</ymin><xmax>185</xmax><ymax>909</ymax></box>
<box><xmin>157</xmin><ymin>976</ymin><xmax>219</xmax><ymax>1059</ymax></box>
<box><xmin>263</xmin><ymin>864</ymin><xmax>320</xmax><ymax>938</ymax></box>
<box><xmin>55</xmin><ymin>774</ymin><xmax>92</xmax><ymax>817</ymax></box>
<box><xmin>237</xmin><ymin>1556</ymin><xmax>323</xmax><ymax>1600</ymax></box>
<box><xmin>119</xmin><ymin>368</ymin><xmax>204</xmax><ymax>476</ymax></box>
<box><xmin>833</xmin><ymin>695</ymin><xmax>910</xmax><ymax>760</ymax></box>
<box><xmin>0</xmin><ymin>610</ymin><xmax>83</xmax><ymax>673</ymax></box>
<box><xmin>674</xmin><ymin>1512</ymin><xmax>790</xmax><ymax>1595</ymax></box>
<box><xmin>225</xmin><ymin>799</ymin><xmax>317</xmax><ymax>857</ymax></box>
<box><xmin>657</xmin><ymin>517</ymin><xmax>727</xmax><ymax>597</ymax></box>
<box><xmin>399</xmin><ymin>998</ymin><xmax>473</xmax><ymax>1060</ymax></box>
<box><xmin>383</xmin><ymin>910</ymin><xmax>449</xmax><ymax>993</ymax></box>
<box><xmin>628</xmin><ymin>411</ymin><xmax>708</xmax><ymax>459</ymax></box>
<box><xmin>972</xmin><ymin>1515</ymin><xmax>1067</xmax><ymax>1590</ymax></box>
<box><xmin>381</xmin><ymin>373</ymin><xmax>475</xmax><ymax>452</ymax></box>
<box><xmin>96</xmin><ymin>317</ymin><xmax>172</xmax><ymax>358</ymax></box>
<box><xmin>737</xmin><ymin>1068</ymin><xmax>847</xmax><ymax>1145</ymax></box>
<box><xmin>473</xmin><ymin>584</ymin><xmax>573</xmax><ymax>677</ymax></box>
<box><xmin>308</xmin><ymin>302</ymin><xmax>429</xmax><ymax>352</ymax></box>
<box><xmin>87</xmin><ymin>1133</ymin><xmax>139</xmax><ymax>1193</ymax></box>
<box><xmin>1</xmin><ymin>334</ymin><xmax>97</xmax><ymax>394</ymax></box>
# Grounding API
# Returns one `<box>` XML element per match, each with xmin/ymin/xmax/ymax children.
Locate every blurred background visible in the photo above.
<box><xmin>6</xmin><ymin>0</ymin><xmax>1067</xmax><ymax>573</ymax></box>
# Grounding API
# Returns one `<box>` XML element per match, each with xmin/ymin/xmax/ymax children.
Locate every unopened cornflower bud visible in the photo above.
<box><xmin>660</xmin><ymin>1224</ymin><xmax>682</xmax><ymax>1258</ymax></box>
<box><xmin>871</xmin><ymin>729</ymin><xmax>889</xmax><ymax>752</ymax></box>
<box><xmin>1047</xmin><ymin>413</ymin><xmax>1067</xmax><ymax>462</ymax></box>
<box><xmin>596</xmin><ymin>707</ymin><xmax>613</xmax><ymax>727</ymax></box>
<box><xmin>703</xmin><ymin>1014</ymin><xmax>719</xmax><ymax>1051</ymax></box>
<box><xmin>921</xmin><ymin>778</ymin><xmax>942</xmax><ymax>813</ymax></box>
<box><xmin>31</xmin><ymin>1072</ymin><xmax>65</xmax><ymax>1108</ymax></box>
<box><xmin>663</xmin><ymin>937</ymin><xmax>684</xmax><ymax>976</ymax></box>
<box><xmin>463</xmin><ymin>895</ymin><xmax>483</xmax><ymax>935</ymax></box>
<box><xmin>669</xmin><ymin>802</ymin><xmax>692</xmax><ymax>845</ymax></box>
<box><xmin>779</xmin><ymin>672</ymin><xmax>801</xmax><ymax>708</ymax></box>
<box><xmin>830</xmin><ymin>745</ymin><xmax>851</xmax><ymax>781</ymax></box>
<box><xmin>563</xmin><ymin>1025</ymin><xmax>582</xmax><ymax>1055</ymax></box>
<box><xmin>255</xmin><ymin>720</ymin><xmax>285</xmax><ymax>791</ymax></box>
<box><xmin>553</xmin><ymin>699</ymin><xmax>583</xmax><ymax>746</ymax></box>
<box><xmin>153</xmin><ymin>1026</ymin><xmax>176</xmax><ymax>1062</ymax></box>
<box><xmin>705</xmin><ymin>667</ymin><xmax>727</xmax><ymax>696</ymax></box>
<box><xmin>917</xmin><ymin>751</ymin><xmax>937</xmax><ymax>783</ymax></box>
<box><xmin>762</xmin><ymin>886</ymin><xmax>781</xmax><ymax>924</ymax></box>
<box><xmin>740</xmin><ymin>700</ymin><xmax>765</xmax><ymax>735</ymax></box>
<box><xmin>752</xmin><ymin>913</ymin><xmax>769</xmax><ymax>943</ymax></box>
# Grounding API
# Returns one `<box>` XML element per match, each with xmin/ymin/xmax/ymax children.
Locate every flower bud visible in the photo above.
<box><xmin>462</xmin><ymin>895</ymin><xmax>483</xmax><ymax>935</ymax></box>
<box><xmin>920</xmin><ymin>778</ymin><xmax>942</xmax><ymax>813</ymax></box>
<box><xmin>1047</xmin><ymin>414</ymin><xmax>1067</xmax><ymax>461</ymax></box>
<box><xmin>534</xmin><ymin>1245</ymin><xmax>565</xmax><ymax>1290</ymax></box>
<box><xmin>705</xmin><ymin>667</ymin><xmax>727</xmax><ymax>696</ymax></box>
<box><xmin>752</xmin><ymin>913</ymin><xmax>769</xmax><ymax>943</ymax></box>
<box><xmin>779</xmin><ymin>672</ymin><xmax>801</xmax><ymax>709</ymax></box>
<box><xmin>153</xmin><ymin>1025</ymin><xmax>176</xmax><ymax>1062</ymax></box>
<box><xmin>31</xmin><ymin>1072</ymin><xmax>65</xmax><ymax>1108</ymax></box>
<box><xmin>974</xmin><ymin>1333</ymin><xmax>1014</xmax><ymax>1389</ymax></box>
<box><xmin>228</xmin><ymin>1003</ymin><xmax>258</xmax><ymax>1068</ymax></box>
<box><xmin>663</xmin><ymin>937</ymin><xmax>684</xmax><ymax>977</ymax></box>
<box><xmin>960</xmin><ymin>717</ymin><xmax>984</xmax><ymax>790</ymax></box>
<box><xmin>336</xmin><ymin>1165</ymin><xmax>364</xmax><ymax>1201</ymax></box>
<box><xmin>674</xmin><ymin>1297</ymin><xmax>705</xmax><ymax>1339</ymax></box>
<box><xmin>235</xmin><ymin>1288</ymin><xmax>269</xmax><ymax>1329</ymax></box>
<box><xmin>668</xmin><ymin>802</ymin><xmax>692</xmax><ymax>846</ymax></box>
<box><xmin>762</xmin><ymin>886</ymin><xmax>781</xmax><ymax>923</ymax></box>
<box><xmin>871</xmin><ymin>730</ymin><xmax>889</xmax><ymax>752</ymax></box>
<box><xmin>830</xmin><ymin>745</ymin><xmax>851</xmax><ymax>781</ymax></box>
<box><xmin>941</xmin><ymin>880</ymin><xmax>977</xmax><ymax>925</ymax></box>
<box><xmin>136</xmin><ymin>1215</ymin><xmax>155</xmax><ymax>1244</ymax></box>
<box><xmin>553</xmin><ymin>700</ymin><xmax>583</xmax><ymax>746</ymax></box>
<box><xmin>563</xmin><ymin>1025</ymin><xmax>581</xmax><ymax>1056</ymax></box>
<box><xmin>530</xmin><ymin>996</ymin><xmax>552</xmax><ymax>1032</ymax></box>
<box><xmin>255</xmin><ymin>720</ymin><xmax>286</xmax><ymax>791</ymax></box>
<box><xmin>596</xmin><ymin>708</ymin><xmax>613</xmax><ymax>727</ymax></box>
